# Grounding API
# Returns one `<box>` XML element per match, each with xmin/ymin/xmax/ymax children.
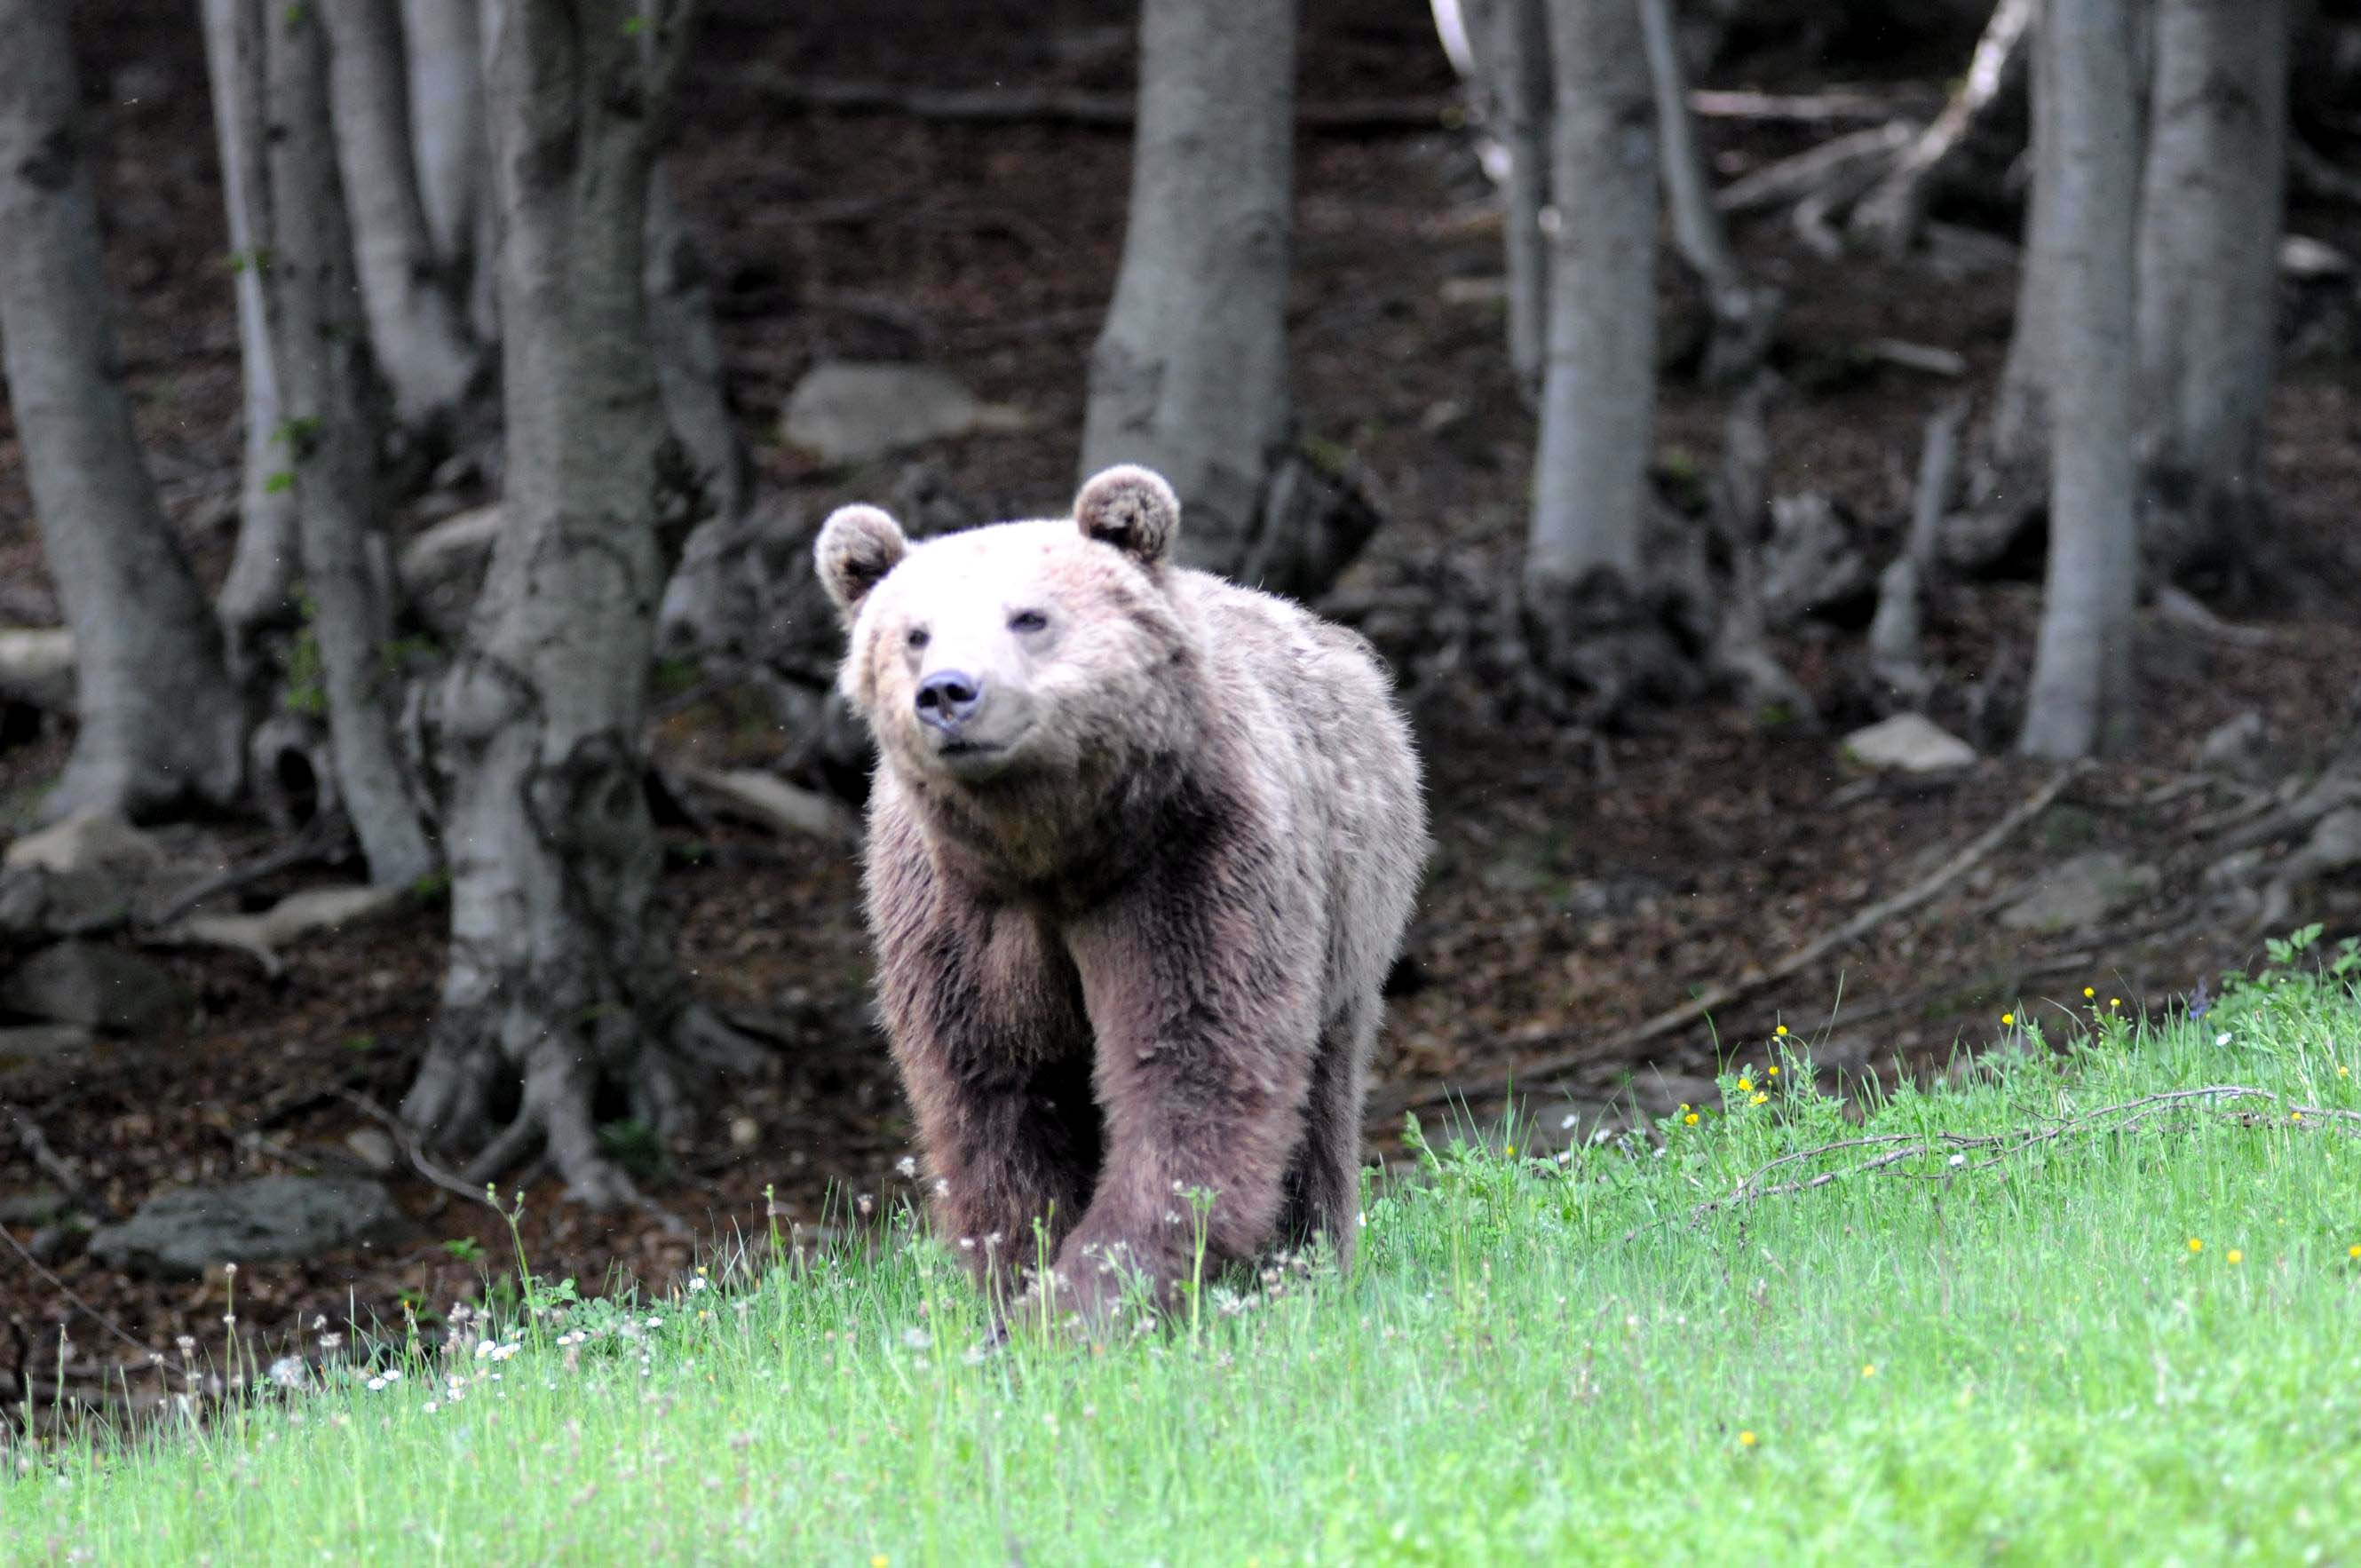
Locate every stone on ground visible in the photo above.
<box><xmin>0</xmin><ymin>940</ymin><xmax>187</xmax><ymax>1031</ymax></box>
<box><xmin>781</xmin><ymin>361</ymin><xmax>1026</xmax><ymax>463</ymax></box>
<box><xmin>1842</xmin><ymin>713</ymin><xmax>1977</xmax><ymax>773</ymax></box>
<box><xmin>1999</xmin><ymin>850</ymin><xmax>2160</xmax><ymax>934</ymax></box>
<box><xmin>86</xmin><ymin>1176</ymin><xmax>401</xmax><ymax>1279</ymax></box>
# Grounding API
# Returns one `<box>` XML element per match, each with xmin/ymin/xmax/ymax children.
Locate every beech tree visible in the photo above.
<box><xmin>401</xmin><ymin>0</ymin><xmax>497</xmax><ymax>337</ymax></box>
<box><xmin>0</xmin><ymin>0</ymin><xmax>247</xmax><ymax>821</ymax></box>
<box><xmin>2020</xmin><ymin>0</ymin><xmax>2140</xmax><ymax>759</ymax></box>
<box><xmin>320</xmin><ymin>0</ymin><xmax>483</xmax><ymax>430</ymax></box>
<box><xmin>401</xmin><ymin>0</ymin><xmax>757</xmax><ymax>1201</ymax></box>
<box><xmin>2135</xmin><ymin>0</ymin><xmax>2291</xmax><ymax>597</ymax></box>
<box><xmin>201</xmin><ymin>0</ymin><xmax>301</xmax><ymax>661</ymax></box>
<box><xmin>1520</xmin><ymin>0</ymin><xmax>1660</xmax><ymax>690</ymax></box>
<box><xmin>238</xmin><ymin>0</ymin><xmax>440</xmax><ymax>885</ymax></box>
<box><xmin>1081</xmin><ymin>0</ymin><xmax>1375</xmax><ymax>597</ymax></box>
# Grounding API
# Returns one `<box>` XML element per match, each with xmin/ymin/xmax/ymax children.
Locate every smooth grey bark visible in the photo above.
<box><xmin>246</xmin><ymin>0</ymin><xmax>440</xmax><ymax>886</ymax></box>
<box><xmin>2135</xmin><ymin>0</ymin><xmax>2290</xmax><ymax>596</ymax></box>
<box><xmin>404</xmin><ymin>0</ymin><xmax>757</xmax><ymax>1205</ymax></box>
<box><xmin>320</xmin><ymin>0</ymin><xmax>481</xmax><ymax>429</ymax></box>
<box><xmin>0</xmin><ymin>0</ymin><xmax>245</xmax><ymax>822</ymax></box>
<box><xmin>201</xmin><ymin>0</ymin><xmax>302</xmax><ymax>662</ymax></box>
<box><xmin>646</xmin><ymin>166</ymin><xmax>750</xmax><ymax>527</ymax></box>
<box><xmin>1961</xmin><ymin>0</ymin><xmax>2061</xmax><ymax>536</ymax></box>
<box><xmin>401</xmin><ymin>0</ymin><xmax>488</xmax><ymax>294</ymax></box>
<box><xmin>1473</xmin><ymin>0</ymin><xmax>1553</xmax><ymax>402</ymax></box>
<box><xmin>1080</xmin><ymin>0</ymin><xmax>1296</xmax><ymax>580</ymax></box>
<box><xmin>1525</xmin><ymin>0</ymin><xmax>1658</xmax><ymax>605</ymax></box>
<box><xmin>1637</xmin><ymin>0</ymin><xmax>1779</xmax><ymax>384</ymax></box>
<box><xmin>2021</xmin><ymin>0</ymin><xmax>2141</xmax><ymax>760</ymax></box>
<box><xmin>1852</xmin><ymin>0</ymin><xmax>2040</xmax><ymax>257</ymax></box>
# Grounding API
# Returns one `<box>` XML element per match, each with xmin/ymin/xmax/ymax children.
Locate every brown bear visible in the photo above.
<box><xmin>816</xmin><ymin>465</ymin><xmax>1425</xmax><ymax>1326</ymax></box>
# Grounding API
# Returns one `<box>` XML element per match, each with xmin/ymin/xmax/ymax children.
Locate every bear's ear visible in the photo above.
<box><xmin>814</xmin><ymin>504</ymin><xmax>909</xmax><ymax>622</ymax></box>
<box><xmin>1074</xmin><ymin>465</ymin><xmax>1180</xmax><ymax>565</ymax></box>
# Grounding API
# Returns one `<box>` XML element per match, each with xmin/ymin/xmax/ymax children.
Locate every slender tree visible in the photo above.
<box><xmin>2021</xmin><ymin>0</ymin><xmax>2141</xmax><ymax>759</ymax></box>
<box><xmin>1970</xmin><ymin>2</ymin><xmax>2063</xmax><ymax>527</ymax></box>
<box><xmin>2135</xmin><ymin>0</ymin><xmax>2291</xmax><ymax>597</ymax></box>
<box><xmin>401</xmin><ymin>0</ymin><xmax>495</xmax><ymax>335</ymax></box>
<box><xmin>321</xmin><ymin>0</ymin><xmax>481</xmax><ymax>429</ymax></box>
<box><xmin>1522</xmin><ymin>0</ymin><xmax>1659</xmax><ymax>666</ymax></box>
<box><xmin>1080</xmin><ymin>0</ymin><xmax>1297</xmax><ymax>582</ymax></box>
<box><xmin>1470</xmin><ymin>0</ymin><xmax>1553</xmax><ymax>403</ymax></box>
<box><xmin>0</xmin><ymin>0</ymin><xmax>246</xmax><ymax>821</ymax></box>
<box><xmin>403</xmin><ymin>0</ymin><xmax>757</xmax><ymax>1202</ymax></box>
<box><xmin>240</xmin><ymin>0</ymin><xmax>440</xmax><ymax>885</ymax></box>
<box><xmin>201</xmin><ymin>0</ymin><xmax>301</xmax><ymax>662</ymax></box>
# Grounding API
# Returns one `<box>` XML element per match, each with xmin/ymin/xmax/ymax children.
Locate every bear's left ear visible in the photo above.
<box><xmin>815</xmin><ymin>503</ymin><xmax>909</xmax><ymax>623</ymax></box>
<box><xmin>1074</xmin><ymin>465</ymin><xmax>1180</xmax><ymax>565</ymax></box>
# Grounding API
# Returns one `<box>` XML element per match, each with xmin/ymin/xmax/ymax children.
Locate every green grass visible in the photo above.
<box><xmin>11</xmin><ymin>951</ymin><xmax>2361</xmax><ymax>1565</ymax></box>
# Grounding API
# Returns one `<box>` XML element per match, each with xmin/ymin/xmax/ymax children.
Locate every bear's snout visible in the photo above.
<box><xmin>915</xmin><ymin>669</ymin><xmax>986</xmax><ymax>734</ymax></box>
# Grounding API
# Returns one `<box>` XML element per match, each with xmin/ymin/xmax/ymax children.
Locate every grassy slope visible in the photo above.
<box><xmin>9</xmin><ymin>954</ymin><xmax>2361</xmax><ymax>1566</ymax></box>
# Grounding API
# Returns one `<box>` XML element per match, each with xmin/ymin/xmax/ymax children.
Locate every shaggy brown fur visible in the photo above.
<box><xmin>817</xmin><ymin>465</ymin><xmax>1425</xmax><ymax>1326</ymax></box>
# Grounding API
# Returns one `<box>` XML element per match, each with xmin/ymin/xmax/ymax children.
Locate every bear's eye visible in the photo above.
<box><xmin>1008</xmin><ymin>609</ymin><xmax>1049</xmax><ymax>634</ymax></box>
<box><xmin>905</xmin><ymin>626</ymin><xmax>930</xmax><ymax>650</ymax></box>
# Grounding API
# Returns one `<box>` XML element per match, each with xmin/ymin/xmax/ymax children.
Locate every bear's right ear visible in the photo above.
<box><xmin>815</xmin><ymin>504</ymin><xmax>909</xmax><ymax>622</ymax></box>
<box><xmin>1074</xmin><ymin>465</ymin><xmax>1180</xmax><ymax>565</ymax></box>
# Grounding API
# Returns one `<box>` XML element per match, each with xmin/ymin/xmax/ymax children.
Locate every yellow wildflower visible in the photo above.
<box><xmin>1737</xmin><ymin>1078</ymin><xmax>1753</xmax><ymax>1093</ymax></box>
<box><xmin>2083</xmin><ymin>987</ymin><xmax>2096</xmax><ymax>1000</ymax></box>
<box><xmin>1774</xmin><ymin>1025</ymin><xmax>1788</xmax><ymax>1038</ymax></box>
<box><xmin>2188</xmin><ymin>1239</ymin><xmax>2203</xmax><ymax>1254</ymax></box>
<box><xmin>2109</xmin><ymin>997</ymin><xmax>2121</xmax><ymax>1009</ymax></box>
<box><xmin>1684</xmin><ymin>1113</ymin><xmax>1699</xmax><ymax>1126</ymax></box>
<box><xmin>2001</xmin><ymin>1012</ymin><xmax>2015</xmax><ymax>1026</ymax></box>
<box><xmin>1751</xmin><ymin>1093</ymin><xmax>1768</xmax><ymax>1106</ymax></box>
<box><xmin>1861</xmin><ymin>1363</ymin><xmax>1877</xmax><ymax>1379</ymax></box>
<box><xmin>1767</xmin><ymin>1065</ymin><xmax>1779</xmax><ymax>1077</ymax></box>
<box><xmin>2349</xmin><ymin>1245</ymin><xmax>2359</xmax><ymax>1260</ymax></box>
<box><xmin>1504</xmin><ymin>1144</ymin><xmax>1517</xmax><ymax>1158</ymax></box>
<box><xmin>2226</xmin><ymin>1249</ymin><xmax>2244</xmax><ymax>1265</ymax></box>
<box><xmin>1738</xmin><ymin>1430</ymin><xmax>1758</xmax><ymax>1447</ymax></box>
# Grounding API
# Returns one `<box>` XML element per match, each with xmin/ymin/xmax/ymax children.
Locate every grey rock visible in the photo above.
<box><xmin>1999</xmin><ymin>851</ymin><xmax>2160</xmax><ymax>934</ymax></box>
<box><xmin>87</xmin><ymin>1177</ymin><xmax>400</xmax><ymax>1279</ymax></box>
<box><xmin>2197</xmin><ymin>710</ymin><xmax>2272</xmax><ymax>783</ymax></box>
<box><xmin>780</xmin><ymin>362</ymin><xmax>1026</xmax><ymax>464</ymax></box>
<box><xmin>0</xmin><ymin>941</ymin><xmax>188</xmax><ymax>1031</ymax></box>
<box><xmin>0</xmin><ymin>865</ymin><xmax>132</xmax><ymax>940</ymax></box>
<box><xmin>1761</xmin><ymin>494</ymin><xmax>1873</xmax><ymax>622</ymax></box>
<box><xmin>0</xmin><ymin>1187</ymin><xmax>67</xmax><ymax>1224</ymax></box>
<box><xmin>0</xmin><ymin>1023</ymin><xmax>98</xmax><ymax>1063</ymax></box>
<box><xmin>4</xmin><ymin>812</ymin><xmax>167</xmax><ymax>877</ymax></box>
<box><xmin>343</xmin><ymin>1128</ymin><xmax>398</xmax><ymax>1175</ymax></box>
<box><xmin>1842</xmin><ymin>713</ymin><xmax>1977</xmax><ymax>774</ymax></box>
<box><xmin>0</xmin><ymin>626</ymin><xmax>75</xmax><ymax>709</ymax></box>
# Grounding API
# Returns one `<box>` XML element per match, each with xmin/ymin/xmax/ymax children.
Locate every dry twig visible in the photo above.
<box><xmin>1376</xmin><ymin>766</ymin><xmax>2088</xmax><ymax>1121</ymax></box>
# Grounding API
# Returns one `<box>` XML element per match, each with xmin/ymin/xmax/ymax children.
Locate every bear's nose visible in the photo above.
<box><xmin>914</xmin><ymin>669</ymin><xmax>984</xmax><ymax>733</ymax></box>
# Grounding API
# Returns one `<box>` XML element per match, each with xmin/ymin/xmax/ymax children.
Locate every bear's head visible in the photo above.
<box><xmin>816</xmin><ymin>465</ymin><xmax>1199</xmax><ymax>791</ymax></box>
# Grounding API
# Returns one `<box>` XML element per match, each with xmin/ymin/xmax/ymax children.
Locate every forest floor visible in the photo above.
<box><xmin>4</xmin><ymin>0</ymin><xmax>2361</xmax><ymax>1386</ymax></box>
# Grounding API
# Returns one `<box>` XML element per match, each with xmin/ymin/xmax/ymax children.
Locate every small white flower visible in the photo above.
<box><xmin>1948</xmin><ymin>1154</ymin><xmax>1966</xmax><ymax>1168</ymax></box>
<box><xmin>1356</xmin><ymin>1211</ymin><xmax>1367</xmax><ymax>1229</ymax></box>
<box><xmin>1560</xmin><ymin>1113</ymin><xmax>1579</xmax><ymax>1130</ymax></box>
<box><xmin>423</xmin><ymin>1400</ymin><xmax>440</xmax><ymax>1414</ymax></box>
<box><xmin>2215</xmin><ymin>1032</ymin><xmax>2233</xmax><ymax>1047</ymax></box>
<box><xmin>383</xmin><ymin>1369</ymin><xmax>402</xmax><ymax>1382</ymax></box>
<box><xmin>895</xmin><ymin>1155</ymin><xmax>918</xmax><ymax>1178</ymax></box>
<box><xmin>901</xmin><ymin>1327</ymin><xmax>932</xmax><ymax>1351</ymax></box>
<box><xmin>645</xmin><ymin>1315</ymin><xmax>663</xmax><ymax>1328</ymax></box>
<box><xmin>687</xmin><ymin>1276</ymin><xmax>709</xmax><ymax>1294</ymax></box>
<box><xmin>367</xmin><ymin>1376</ymin><xmax>387</xmax><ymax>1392</ymax></box>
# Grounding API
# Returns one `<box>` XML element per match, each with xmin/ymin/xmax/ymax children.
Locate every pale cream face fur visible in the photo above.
<box><xmin>827</xmin><ymin>514</ymin><xmax>1195</xmax><ymax>789</ymax></box>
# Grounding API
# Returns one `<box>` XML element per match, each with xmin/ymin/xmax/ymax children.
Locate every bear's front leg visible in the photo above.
<box><xmin>1048</xmin><ymin>870</ymin><xmax>1323</xmax><ymax>1329</ymax></box>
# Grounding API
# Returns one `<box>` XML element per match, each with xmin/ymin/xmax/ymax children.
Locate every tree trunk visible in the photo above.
<box><xmin>1637</xmin><ymin>0</ymin><xmax>1779</xmax><ymax>384</ymax></box>
<box><xmin>1978</xmin><ymin>3</ymin><xmax>2060</xmax><ymax>514</ymax></box>
<box><xmin>0</xmin><ymin>0</ymin><xmax>246</xmax><ymax>822</ymax></box>
<box><xmin>2020</xmin><ymin>0</ymin><xmax>2141</xmax><ymax>759</ymax></box>
<box><xmin>645</xmin><ymin>167</ymin><xmax>750</xmax><ymax>528</ymax></box>
<box><xmin>403</xmin><ymin>0</ymin><xmax>757</xmax><ymax>1204</ymax></box>
<box><xmin>1475</xmin><ymin>0</ymin><xmax>1553</xmax><ymax>403</ymax></box>
<box><xmin>401</xmin><ymin>0</ymin><xmax>489</xmax><ymax>325</ymax></box>
<box><xmin>321</xmin><ymin>0</ymin><xmax>481</xmax><ymax>431</ymax></box>
<box><xmin>1080</xmin><ymin>0</ymin><xmax>1303</xmax><ymax>583</ymax></box>
<box><xmin>1521</xmin><ymin>0</ymin><xmax>1660</xmax><ymax>693</ymax></box>
<box><xmin>201</xmin><ymin>0</ymin><xmax>302</xmax><ymax>665</ymax></box>
<box><xmin>247</xmin><ymin>0</ymin><xmax>440</xmax><ymax>887</ymax></box>
<box><xmin>2135</xmin><ymin>0</ymin><xmax>2290</xmax><ymax>598</ymax></box>
<box><xmin>1851</xmin><ymin>0</ymin><xmax>2040</xmax><ymax>257</ymax></box>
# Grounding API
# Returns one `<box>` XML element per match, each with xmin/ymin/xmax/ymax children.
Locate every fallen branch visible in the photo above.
<box><xmin>3</xmin><ymin>1098</ymin><xmax>118</xmax><ymax>1223</ymax></box>
<box><xmin>0</xmin><ymin>1224</ymin><xmax>191</xmax><ymax>1388</ymax></box>
<box><xmin>1376</xmin><ymin>766</ymin><xmax>2086</xmax><ymax>1121</ymax></box>
<box><xmin>1715</xmin><ymin>121</ymin><xmax>1918</xmax><ymax>217</ymax></box>
<box><xmin>748</xmin><ymin>70</ymin><xmax>1900</xmax><ymax>136</ymax></box>
<box><xmin>145</xmin><ymin>819</ymin><xmax>348</xmax><ymax>930</ymax></box>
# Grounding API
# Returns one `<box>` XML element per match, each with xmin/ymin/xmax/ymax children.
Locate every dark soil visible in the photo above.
<box><xmin>4</xmin><ymin>0</ymin><xmax>2359</xmax><ymax>1417</ymax></box>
